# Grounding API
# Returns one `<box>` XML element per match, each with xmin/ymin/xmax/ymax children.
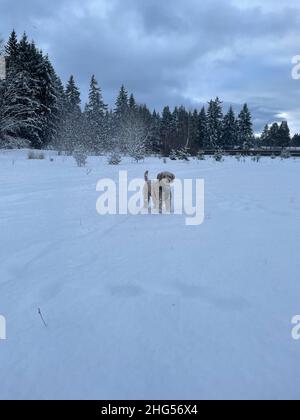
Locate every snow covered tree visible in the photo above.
<box><xmin>213</xmin><ymin>149</ymin><xmax>224</xmax><ymax>162</ymax></box>
<box><xmin>108</xmin><ymin>150</ymin><xmax>122</xmax><ymax>165</ymax></box>
<box><xmin>62</xmin><ymin>76</ymin><xmax>82</xmax><ymax>153</ymax></box>
<box><xmin>0</xmin><ymin>31</ymin><xmax>65</xmax><ymax>149</ymax></box>
<box><xmin>260</xmin><ymin>124</ymin><xmax>270</xmax><ymax>147</ymax></box>
<box><xmin>268</xmin><ymin>123</ymin><xmax>280</xmax><ymax>148</ymax></box>
<box><xmin>73</xmin><ymin>146</ymin><xmax>88</xmax><ymax>167</ymax></box>
<box><xmin>222</xmin><ymin>106</ymin><xmax>238</xmax><ymax>148</ymax></box>
<box><xmin>124</xmin><ymin>117</ymin><xmax>148</xmax><ymax>162</ymax></box>
<box><xmin>238</xmin><ymin>104</ymin><xmax>253</xmax><ymax>148</ymax></box>
<box><xmin>196</xmin><ymin>150</ymin><xmax>205</xmax><ymax>160</ymax></box>
<box><xmin>113</xmin><ymin>85</ymin><xmax>129</xmax><ymax>150</ymax></box>
<box><xmin>5</xmin><ymin>30</ymin><xmax>18</xmax><ymax>70</ymax></box>
<box><xmin>85</xmin><ymin>75</ymin><xmax>107</xmax><ymax>153</ymax></box>
<box><xmin>280</xmin><ymin>149</ymin><xmax>291</xmax><ymax>159</ymax></box>
<box><xmin>198</xmin><ymin>107</ymin><xmax>208</xmax><ymax>150</ymax></box>
<box><xmin>177</xmin><ymin>146</ymin><xmax>191</xmax><ymax>161</ymax></box>
<box><xmin>147</xmin><ymin>110</ymin><xmax>161</xmax><ymax>154</ymax></box>
<box><xmin>0</xmin><ymin>33</ymin><xmax>42</xmax><ymax>147</ymax></box>
<box><xmin>115</xmin><ymin>85</ymin><xmax>129</xmax><ymax>120</ymax></box>
<box><xmin>1</xmin><ymin>68</ymin><xmax>41</xmax><ymax>147</ymax></box>
<box><xmin>160</xmin><ymin>106</ymin><xmax>174</xmax><ymax>156</ymax></box>
<box><xmin>169</xmin><ymin>149</ymin><xmax>177</xmax><ymax>160</ymax></box>
<box><xmin>36</xmin><ymin>55</ymin><xmax>65</xmax><ymax>148</ymax></box>
<box><xmin>291</xmin><ymin>134</ymin><xmax>300</xmax><ymax>147</ymax></box>
<box><xmin>277</xmin><ymin>121</ymin><xmax>291</xmax><ymax>148</ymax></box>
<box><xmin>207</xmin><ymin>97</ymin><xmax>223</xmax><ymax>148</ymax></box>
<box><xmin>189</xmin><ymin>110</ymin><xmax>199</xmax><ymax>154</ymax></box>
<box><xmin>65</xmin><ymin>75</ymin><xmax>81</xmax><ymax>115</ymax></box>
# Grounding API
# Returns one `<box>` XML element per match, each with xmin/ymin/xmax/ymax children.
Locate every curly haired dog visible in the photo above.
<box><xmin>143</xmin><ymin>170</ymin><xmax>175</xmax><ymax>213</ymax></box>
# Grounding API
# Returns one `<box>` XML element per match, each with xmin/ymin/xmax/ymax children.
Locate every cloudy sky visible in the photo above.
<box><xmin>1</xmin><ymin>0</ymin><xmax>300</xmax><ymax>133</ymax></box>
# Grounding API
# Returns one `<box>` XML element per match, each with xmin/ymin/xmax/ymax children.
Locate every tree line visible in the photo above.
<box><xmin>0</xmin><ymin>31</ymin><xmax>299</xmax><ymax>157</ymax></box>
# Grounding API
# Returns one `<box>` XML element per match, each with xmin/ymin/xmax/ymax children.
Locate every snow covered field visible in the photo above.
<box><xmin>0</xmin><ymin>149</ymin><xmax>300</xmax><ymax>400</ymax></box>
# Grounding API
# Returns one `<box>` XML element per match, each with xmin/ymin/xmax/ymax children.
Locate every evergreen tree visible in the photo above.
<box><xmin>176</xmin><ymin>106</ymin><xmax>189</xmax><ymax>150</ymax></box>
<box><xmin>36</xmin><ymin>55</ymin><xmax>64</xmax><ymax>147</ymax></box>
<box><xmin>207</xmin><ymin>97</ymin><xmax>223</xmax><ymax>148</ymax></box>
<box><xmin>2</xmin><ymin>68</ymin><xmax>41</xmax><ymax>147</ymax></box>
<box><xmin>260</xmin><ymin>124</ymin><xmax>270</xmax><ymax>147</ymax></box>
<box><xmin>1</xmin><ymin>33</ymin><xmax>43</xmax><ymax>147</ymax></box>
<box><xmin>189</xmin><ymin>110</ymin><xmax>199</xmax><ymax>154</ymax></box>
<box><xmin>268</xmin><ymin>123</ymin><xmax>280</xmax><ymax>148</ymax></box>
<box><xmin>292</xmin><ymin>134</ymin><xmax>300</xmax><ymax>147</ymax></box>
<box><xmin>148</xmin><ymin>110</ymin><xmax>161</xmax><ymax>154</ymax></box>
<box><xmin>114</xmin><ymin>85</ymin><xmax>129</xmax><ymax>123</ymax></box>
<box><xmin>113</xmin><ymin>85</ymin><xmax>129</xmax><ymax>150</ymax></box>
<box><xmin>85</xmin><ymin>75</ymin><xmax>107</xmax><ymax>153</ymax></box>
<box><xmin>5</xmin><ymin>30</ymin><xmax>18</xmax><ymax>69</ymax></box>
<box><xmin>222</xmin><ymin>106</ymin><xmax>238</xmax><ymax>148</ymax></box>
<box><xmin>129</xmin><ymin>93</ymin><xmax>137</xmax><ymax>112</ymax></box>
<box><xmin>198</xmin><ymin>107</ymin><xmax>208</xmax><ymax>150</ymax></box>
<box><xmin>238</xmin><ymin>104</ymin><xmax>253</xmax><ymax>147</ymax></box>
<box><xmin>277</xmin><ymin>121</ymin><xmax>291</xmax><ymax>147</ymax></box>
<box><xmin>63</xmin><ymin>75</ymin><xmax>82</xmax><ymax>153</ymax></box>
<box><xmin>65</xmin><ymin>75</ymin><xmax>81</xmax><ymax>114</ymax></box>
<box><xmin>160</xmin><ymin>106</ymin><xmax>173</xmax><ymax>156</ymax></box>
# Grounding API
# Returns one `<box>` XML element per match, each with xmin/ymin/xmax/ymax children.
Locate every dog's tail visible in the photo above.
<box><xmin>144</xmin><ymin>170</ymin><xmax>149</xmax><ymax>182</ymax></box>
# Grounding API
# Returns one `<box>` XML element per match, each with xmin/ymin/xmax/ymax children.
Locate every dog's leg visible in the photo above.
<box><xmin>151</xmin><ymin>182</ymin><xmax>158</xmax><ymax>211</ymax></box>
<box><xmin>143</xmin><ymin>183</ymin><xmax>150</xmax><ymax>211</ymax></box>
<box><xmin>165</xmin><ymin>190</ymin><xmax>171</xmax><ymax>213</ymax></box>
<box><xmin>143</xmin><ymin>185</ymin><xmax>148</xmax><ymax>209</ymax></box>
<box><xmin>159</xmin><ymin>186</ymin><xmax>163</xmax><ymax>214</ymax></box>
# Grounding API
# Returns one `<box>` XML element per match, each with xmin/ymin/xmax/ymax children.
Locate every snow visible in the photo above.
<box><xmin>0</xmin><ymin>149</ymin><xmax>300</xmax><ymax>400</ymax></box>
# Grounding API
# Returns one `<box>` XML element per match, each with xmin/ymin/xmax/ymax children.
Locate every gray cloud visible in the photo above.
<box><xmin>1</xmin><ymin>0</ymin><xmax>300</xmax><ymax>133</ymax></box>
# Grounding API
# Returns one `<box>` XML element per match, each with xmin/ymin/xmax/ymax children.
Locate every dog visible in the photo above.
<box><xmin>143</xmin><ymin>170</ymin><xmax>175</xmax><ymax>213</ymax></box>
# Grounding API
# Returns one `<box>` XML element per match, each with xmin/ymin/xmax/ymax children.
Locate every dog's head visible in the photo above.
<box><xmin>157</xmin><ymin>171</ymin><xmax>175</xmax><ymax>184</ymax></box>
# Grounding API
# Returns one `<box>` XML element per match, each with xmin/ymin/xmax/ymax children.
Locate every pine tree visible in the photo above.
<box><xmin>2</xmin><ymin>68</ymin><xmax>41</xmax><ymax>147</ymax></box>
<box><xmin>1</xmin><ymin>33</ymin><xmax>43</xmax><ymax>147</ymax></box>
<box><xmin>5</xmin><ymin>30</ymin><xmax>18</xmax><ymax>69</ymax></box>
<box><xmin>65</xmin><ymin>75</ymin><xmax>81</xmax><ymax>114</ymax></box>
<box><xmin>148</xmin><ymin>110</ymin><xmax>161</xmax><ymax>154</ymax></box>
<box><xmin>198</xmin><ymin>107</ymin><xmax>208</xmax><ymax>150</ymax></box>
<box><xmin>174</xmin><ymin>106</ymin><xmax>189</xmax><ymax>151</ymax></box>
<box><xmin>36</xmin><ymin>55</ymin><xmax>64</xmax><ymax>147</ymax></box>
<box><xmin>177</xmin><ymin>146</ymin><xmax>191</xmax><ymax>161</ymax></box>
<box><xmin>85</xmin><ymin>75</ymin><xmax>107</xmax><ymax>153</ymax></box>
<box><xmin>268</xmin><ymin>123</ymin><xmax>280</xmax><ymax>148</ymax></box>
<box><xmin>129</xmin><ymin>93</ymin><xmax>137</xmax><ymax>112</ymax></box>
<box><xmin>277</xmin><ymin>121</ymin><xmax>291</xmax><ymax>147</ymax></box>
<box><xmin>114</xmin><ymin>85</ymin><xmax>129</xmax><ymax>123</ymax></box>
<box><xmin>113</xmin><ymin>85</ymin><xmax>129</xmax><ymax>150</ymax></box>
<box><xmin>238</xmin><ymin>104</ymin><xmax>253</xmax><ymax>148</ymax></box>
<box><xmin>63</xmin><ymin>76</ymin><xmax>82</xmax><ymax>153</ymax></box>
<box><xmin>222</xmin><ymin>106</ymin><xmax>238</xmax><ymax>148</ymax></box>
<box><xmin>207</xmin><ymin>97</ymin><xmax>223</xmax><ymax>148</ymax></box>
<box><xmin>189</xmin><ymin>110</ymin><xmax>199</xmax><ymax>154</ymax></box>
<box><xmin>160</xmin><ymin>106</ymin><xmax>173</xmax><ymax>156</ymax></box>
<box><xmin>291</xmin><ymin>134</ymin><xmax>300</xmax><ymax>147</ymax></box>
<box><xmin>260</xmin><ymin>124</ymin><xmax>270</xmax><ymax>147</ymax></box>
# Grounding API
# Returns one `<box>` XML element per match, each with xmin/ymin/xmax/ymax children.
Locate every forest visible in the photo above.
<box><xmin>1</xmin><ymin>31</ymin><xmax>300</xmax><ymax>159</ymax></box>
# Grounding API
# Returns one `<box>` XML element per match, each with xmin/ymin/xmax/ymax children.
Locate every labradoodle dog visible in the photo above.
<box><xmin>143</xmin><ymin>170</ymin><xmax>175</xmax><ymax>213</ymax></box>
